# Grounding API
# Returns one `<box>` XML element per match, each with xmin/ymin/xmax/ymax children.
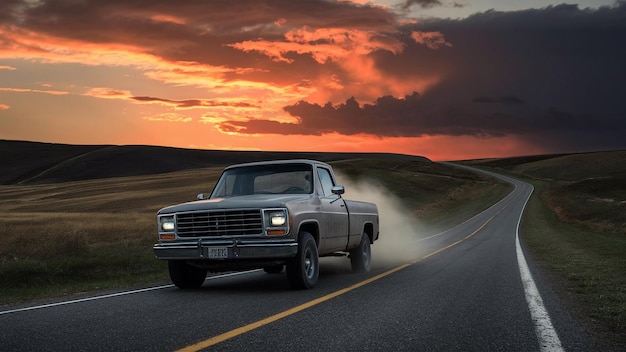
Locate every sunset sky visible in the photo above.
<box><xmin>0</xmin><ymin>0</ymin><xmax>624</xmax><ymax>161</ymax></box>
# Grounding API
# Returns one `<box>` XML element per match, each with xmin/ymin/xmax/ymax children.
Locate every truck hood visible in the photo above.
<box><xmin>157</xmin><ymin>194</ymin><xmax>312</xmax><ymax>214</ymax></box>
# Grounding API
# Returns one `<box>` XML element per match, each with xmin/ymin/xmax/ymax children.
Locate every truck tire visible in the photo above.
<box><xmin>350</xmin><ymin>233</ymin><xmax>372</xmax><ymax>273</ymax></box>
<box><xmin>286</xmin><ymin>232</ymin><xmax>319</xmax><ymax>289</ymax></box>
<box><xmin>168</xmin><ymin>260</ymin><xmax>207</xmax><ymax>289</ymax></box>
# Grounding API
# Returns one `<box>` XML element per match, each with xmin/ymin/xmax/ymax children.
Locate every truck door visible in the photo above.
<box><xmin>316</xmin><ymin>166</ymin><xmax>349</xmax><ymax>252</ymax></box>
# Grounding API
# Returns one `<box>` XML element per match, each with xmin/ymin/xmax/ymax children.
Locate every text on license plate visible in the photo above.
<box><xmin>205</xmin><ymin>247</ymin><xmax>228</xmax><ymax>259</ymax></box>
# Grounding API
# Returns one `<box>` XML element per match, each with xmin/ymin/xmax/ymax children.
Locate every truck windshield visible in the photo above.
<box><xmin>210</xmin><ymin>163</ymin><xmax>313</xmax><ymax>198</ymax></box>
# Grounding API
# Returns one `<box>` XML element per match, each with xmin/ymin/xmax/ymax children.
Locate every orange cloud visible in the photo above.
<box><xmin>0</xmin><ymin>65</ymin><xmax>16</xmax><ymax>70</ymax></box>
<box><xmin>131</xmin><ymin>96</ymin><xmax>259</xmax><ymax>109</ymax></box>
<box><xmin>143</xmin><ymin>113</ymin><xmax>192</xmax><ymax>123</ymax></box>
<box><xmin>411</xmin><ymin>31</ymin><xmax>452</xmax><ymax>49</ymax></box>
<box><xmin>0</xmin><ymin>103</ymin><xmax>9</xmax><ymax>110</ymax></box>
<box><xmin>329</xmin><ymin>55</ymin><xmax>440</xmax><ymax>103</ymax></box>
<box><xmin>0</xmin><ymin>26</ymin><xmax>146</xmax><ymax>66</ymax></box>
<box><xmin>338</xmin><ymin>0</ymin><xmax>375</xmax><ymax>4</ymax></box>
<box><xmin>0</xmin><ymin>87</ymin><xmax>68</xmax><ymax>95</ymax></box>
<box><xmin>149</xmin><ymin>14</ymin><xmax>187</xmax><ymax>25</ymax></box>
<box><xmin>83</xmin><ymin>87</ymin><xmax>133</xmax><ymax>99</ymax></box>
<box><xmin>0</xmin><ymin>26</ymin><xmax>253</xmax><ymax>92</ymax></box>
<box><xmin>229</xmin><ymin>26</ymin><xmax>404</xmax><ymax>64</ymax></box>
<box><xmin>228</xmin><ymin>25</ymin><xmax>438</xmax><ymax>105</ymax></box>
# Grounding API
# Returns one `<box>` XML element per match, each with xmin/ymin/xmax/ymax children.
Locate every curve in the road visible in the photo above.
<box><xmin>448</xmin><ymin>163</ymin><xmax>564</xmax><ymax>352</ymax></box>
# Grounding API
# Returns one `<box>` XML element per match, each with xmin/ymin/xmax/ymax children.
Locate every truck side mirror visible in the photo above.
<box><xmin>197</xmin><ymin>193</ymin><xmax>205</xmax><ymax>200</ymax></box>
<box><xmin>331</xmin><ymin>185</ymin><xmax>345</xmax><ymax>195</ymax></box>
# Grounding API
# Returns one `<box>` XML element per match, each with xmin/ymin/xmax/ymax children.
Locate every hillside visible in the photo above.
<box><xmin>0</xmin><ymin>140</ymin><xmax>428</xmax><ymax>185</ymax></box>
<box><xmin>466</xmin><ymin>150</ymin><xmax>626</xmax><ymax>181</ymax></box>
<box><xmin>465</xmin><ymin>150</ymin><xmax>626</xmax><ymax>233</ymax></box>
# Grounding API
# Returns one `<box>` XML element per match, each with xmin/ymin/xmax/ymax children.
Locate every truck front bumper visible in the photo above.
<box><xmin>153</xmin><ymin>238</ymin><xmax>298</xmax><ymax>260</ymax></box>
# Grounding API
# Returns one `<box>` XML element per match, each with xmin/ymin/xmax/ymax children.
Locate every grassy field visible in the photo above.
<box><xmin>0</xmin><ymin>168</ymin><xmax>221</xmax><ymax>303</ymax></box>
<box><xmin>465</xmin><ymin>150</ymin><xmax>625</xmax><ymax>348</ymax></box>
<box><xmin>0</xmin><ymin>157</ymin><xmax>508</xmax><ymax>305</ymax></box>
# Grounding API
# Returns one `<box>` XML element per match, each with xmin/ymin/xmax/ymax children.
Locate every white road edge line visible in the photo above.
<box><xmin>516</xmin><ymin>185</ymin><xmax>564</xmax><ymax>352</ymax></box>
<box><xmin>0</xmin><ymin>270</ymin><xmax>259</xmax><ymax>316</ymax></box>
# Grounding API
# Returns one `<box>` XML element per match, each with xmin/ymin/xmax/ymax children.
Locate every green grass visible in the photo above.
<box><xmin>522</xmin><ymin>180</ymin><xmax>625</xmax><ymax>347</ymax></box>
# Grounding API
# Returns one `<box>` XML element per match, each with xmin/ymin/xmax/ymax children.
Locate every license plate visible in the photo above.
<box><xmin>205</xmin><ymin>247</ymin><xmax>228</xmax><ymax>259</ymax></box>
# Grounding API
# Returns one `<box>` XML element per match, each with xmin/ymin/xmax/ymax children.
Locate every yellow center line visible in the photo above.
<box><xmin>418</xmin><ymin>210</ymin><xmax>500</xmax><ymax>263</ymax></box>
<box><xmin>177</xmin><ymin>205</ymin><xmax>508</xmax><ymax>352</ymax></box>
<box><xmin>176</xmin><ymin>263</ymin><xmax>411</xmax><ymax>352</ymax></box>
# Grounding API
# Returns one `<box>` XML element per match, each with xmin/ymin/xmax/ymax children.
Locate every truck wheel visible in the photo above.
<box><xmin>350</xmin><ymin>233</ymin><xmax>372</xmax><ymax>273</ymax></box>
<box><xmin>263</xmin><ymin>264</ymin><xmax>283</xmax><ymax>274</ymax></box>
<box><xmin>286</xmin><ymin>232</ymin><xmax>319</xmax><ymax>289</ymax></box>
<box><xmin>168</xmin><ymin>260</ymin><xmax>207</xmax><ymax>289</ymax></box>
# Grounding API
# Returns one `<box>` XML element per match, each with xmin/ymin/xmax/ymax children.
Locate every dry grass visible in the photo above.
<box><xmin>543</xmin><ymin>176</ymin><xmax>626</xmax><ymax>235</ymax></box>
<box><xmin>0</xmin><ymin>167</ymin><xmax>222</xmax><ymax>304</ymax></box>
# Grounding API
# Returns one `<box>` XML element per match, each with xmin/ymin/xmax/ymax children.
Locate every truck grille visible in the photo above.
<box><xmin>176</xmin><ymin>209</ymin><xmax>263</xmax><ymax>237</ymax></box>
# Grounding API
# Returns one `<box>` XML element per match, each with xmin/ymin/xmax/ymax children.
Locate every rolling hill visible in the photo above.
<box><xmin>464</xmin><ymin>149</ymin><xmax>626</xmax><ymax>233</ymax></box>
<box><xmin>0</xmin><ymin>140</ymin><xmax>428</xmax><ymax>185</ymax></box>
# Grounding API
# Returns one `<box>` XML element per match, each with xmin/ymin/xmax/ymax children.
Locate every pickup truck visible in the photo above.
<box><xmin>154</xmin><ymin>159</ymin><xmax>379</xmax><ymax>289</ymax></box>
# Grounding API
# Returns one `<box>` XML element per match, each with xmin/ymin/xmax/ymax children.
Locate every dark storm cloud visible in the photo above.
<box><xmin>221</xmin><ymin>2</ymin><xmax>626</xmax><ymax>151</ymax></box>
<box><xmin>221</xmin><ymin>92</ymin><xmax>620</xmax><ymax>139</ymax></box>
<box><xmin>472</xmin><ymin>96</ymin><xmax>526</xmax><ymax>105</ymax></box>
<box><xmin>400</xmin><ymin>0</ymin><xmax>443</xmax><ymax>10</ymax></box>
<box><xmin>409</xmin><ymin>2</ymin><xmax>626</xmax><ymax>150</ymax></box>
<box><xmin>268</xmin><ymin>92</ymin><xmax>524</xmax><ymax>137</ymax></box>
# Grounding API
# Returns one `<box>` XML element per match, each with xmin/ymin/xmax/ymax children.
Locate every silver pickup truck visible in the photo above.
<box><xmin>154</xmin><ymin>159</ymin><xmax>379</xmax><ymax>289</ymax></box>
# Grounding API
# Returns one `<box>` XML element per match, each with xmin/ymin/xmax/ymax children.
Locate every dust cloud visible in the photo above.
<box><xmin>337</xmin><ymin>172</ymin><xmax>427</xmax><ymax>267</ymax></box>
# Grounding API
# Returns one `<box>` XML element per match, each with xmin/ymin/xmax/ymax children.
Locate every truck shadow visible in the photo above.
<box><xmin>193</xmin><ymin>258</ymin><xmax>361</xmax><ymax>293</ymax></box>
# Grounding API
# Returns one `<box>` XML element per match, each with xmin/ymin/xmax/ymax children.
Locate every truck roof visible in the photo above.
<box><xmin>223</xmin><ymin>159</ymin><xmax>332</xmax><ymax>170</ymax></box>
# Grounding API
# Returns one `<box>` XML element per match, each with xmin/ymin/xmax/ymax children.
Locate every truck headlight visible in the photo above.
<box><xmin>263</xmin><ymin>209</ymin><xmax>289</xmax><ymax>236</ymax></box>
<box><xmin>159</xmin><ymin>215</ymin><xmax>175</xmax><ymax>232</ymax></box>
<box><xmin>270</xmin><ymin>211</ymin><xmax>286</xmax><ymax>226</ymax></box>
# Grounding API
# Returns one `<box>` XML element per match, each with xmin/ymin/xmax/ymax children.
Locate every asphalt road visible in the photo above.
<box><xmin>0</xmin><ymin>166</ymin><xmax>600</xmax><ymax>351</ymax></box>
